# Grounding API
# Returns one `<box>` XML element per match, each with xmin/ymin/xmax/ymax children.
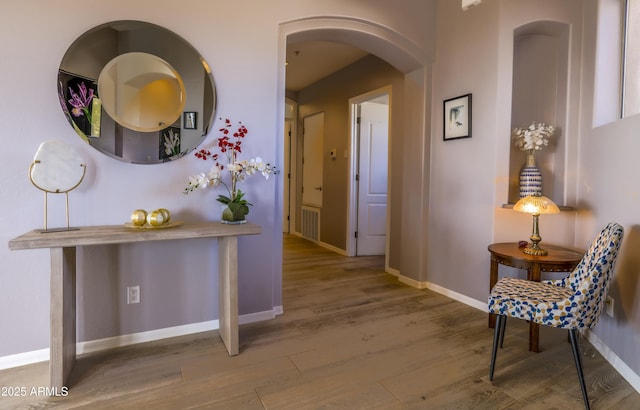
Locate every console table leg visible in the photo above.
<box><xmin>218</xmin><ymin>236</ymin><xmax>239</xmax><ymax>355</ymax></box>
<box><xmin>50</xmin><ymin>247</ymin><xmax>76</xmax><ymax>390</ymax></box>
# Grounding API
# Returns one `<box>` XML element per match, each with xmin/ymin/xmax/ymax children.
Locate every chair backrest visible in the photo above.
<box><xmin>563</xmin><ymin>223</ymin><xmax>624</xmax><ymax>329</ymax></box>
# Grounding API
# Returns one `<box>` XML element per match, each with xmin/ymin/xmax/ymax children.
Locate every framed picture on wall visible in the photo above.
<box><xmin>183</xmin><ymin>112</ymin><xmax>197</xmax><ymax>129</ymax></box>
<box><xmin>443</xmin><ymin>93</ymin><xmax>472</xmax><ymax>141</ymax></box>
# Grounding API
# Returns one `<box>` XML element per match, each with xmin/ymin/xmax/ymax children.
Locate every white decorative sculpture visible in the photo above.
<box><xmin>29</xmin><ymin>140</ymin><xmax>86</xmax><ymax>232</ymax></box>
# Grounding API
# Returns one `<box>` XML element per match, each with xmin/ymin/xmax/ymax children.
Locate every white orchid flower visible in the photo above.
<box><xmin>188</xmin><ymin>173</ymin><xmax>208</xmax><ymax>189</ymax></box>
<box><xmin>187</xmin><ymin>175</ymin><xmax>200</xmax><ymax>189</ymax></box>
<box><xmin>207</xmin><ymin>165</ymin><xmax>222</xmax><ymax>181</ymax></box>
<box><xmin>255</xmin><ymin>157</ymin><xmax>267</xmax><ymax>171</ymax></box>
<box><xmin>249</xmin><ymin>157</ymin><xmax>270</xmax><ymax>178</ymax></box>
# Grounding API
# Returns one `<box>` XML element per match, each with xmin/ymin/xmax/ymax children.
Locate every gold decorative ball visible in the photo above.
<box><xmin>146</xmin><ymin>210</ymin><xmax>165</xmax><ymax>226</ymax></box>
<box><xmin>130</xmin><ymin>209</ymin><xmax>148</xmax><ymax>226</ymax></box>
<box><xmin>157</xmin><ymin>208</ymin><xmax>171</xmax><ymax>223</ymax></box>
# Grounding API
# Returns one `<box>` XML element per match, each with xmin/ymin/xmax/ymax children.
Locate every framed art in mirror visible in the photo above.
<box><xmin>160</xmin><ymin>126</ymin><xmax>181</xmax><ymax>161</ymax></box>
<box><xmin>59</xmin><ymin>72</ymin><xmax>100</xmax><ymax>139</ymax></box>
<box><xmin>184</xmin><ymin>112</ymin><xmax>197</xmax><ymax>130</ymax></box>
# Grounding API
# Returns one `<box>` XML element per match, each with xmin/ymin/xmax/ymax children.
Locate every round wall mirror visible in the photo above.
<box><xmin>58</xmin><ymin>21</ymin><xmax>216</xmax><ymax>164</ymax></box>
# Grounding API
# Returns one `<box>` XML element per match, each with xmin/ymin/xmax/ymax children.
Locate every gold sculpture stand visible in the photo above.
<box><xmin>9</xmin><ymin>221</ymin><xmax>261</xmax><ymax>391</ymax></box>
<box><xmin>28</xmin><ymin>140</ymin><xmax>87</xmax><ymax>233</ymax></box>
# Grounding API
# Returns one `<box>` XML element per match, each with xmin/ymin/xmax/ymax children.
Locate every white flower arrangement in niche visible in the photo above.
<box><xmin>512</xmin><ymin>122</ymin><xmax>555</xmax><ymax>153</ymax></box>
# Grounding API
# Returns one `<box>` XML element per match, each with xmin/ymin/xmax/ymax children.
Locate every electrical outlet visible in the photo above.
<box><xmin>127</xmin><ymin>285</ymin><xmax>140</xmax><ymax>304</ymax></box>
<box><xmin>605</xmin><ymin>295</ymin><xmax>614</xmax><ymax>317</ymax></box>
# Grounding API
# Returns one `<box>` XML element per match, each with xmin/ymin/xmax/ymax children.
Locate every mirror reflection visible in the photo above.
<box><xmin>98</xmin><ymin>52</ymin><xmax>186</xmax><ymax>133</ymax></box>
<box><xmin>58</xmin><ymin>21</ymin><xmax>216</xmax><ymax>164</ymax></box>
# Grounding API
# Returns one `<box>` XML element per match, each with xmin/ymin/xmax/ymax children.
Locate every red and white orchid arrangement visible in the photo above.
<box><xmin>184</xmin><ymin>118</ymin><xmax>277</xmax><ymax>220</ymax></box>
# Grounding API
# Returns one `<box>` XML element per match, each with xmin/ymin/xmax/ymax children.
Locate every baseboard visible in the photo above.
<box><xmin>291</xmin><ymin>232</ymin><xmax>347</xmax><ymax>255</ymax></box>
<box><xmin>0</xmin><ymin>307</ymin><xmax>282</xmax><ymax>370</ymax></box>
<box><xmin>584</xmin><ymin>329</ymin><xmax>640</xmax><ymax>393</ymax></box>
<box><xmin>238</xmin><ymin>307</ymin><xmax>281</xmax><ymax>325</ymax></box>
<box><xmin>77</xmin><ymin>320</ymin><xmax>220</xmax><ymax>355</ymax></box>
<box><xmin>423</xmin><ymin>280</ymin><xmax>488</xmax><ymax>312</ymax></box>
<box><xmin>0</xmin><ymin>348</ymin><xmax>50</xmax><ymax>371</ymax></box>
<box><xmin>397</xmin><ymin>274</ymin><xmax>429</xmax><ymax>289</ymax></box>
<box><xmin>396</xmin><ymin>274</ymin><xmax>487</xmax><ymax>312</ymax></box>
<box><xmin>386</xmin><ymin>266</ymin><xmax>400</xmax><ymax>277</ymax></box>
<box><xmin>316</xmin><ymin>240</ymin><xmax>347</xmax><ymax>255</ymax></box>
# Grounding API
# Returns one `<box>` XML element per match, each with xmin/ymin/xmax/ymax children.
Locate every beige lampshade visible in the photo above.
<box><xmin>513</xmin><ymin>195</ymin><xmax>560</xmax><ymax>215</ymax></box>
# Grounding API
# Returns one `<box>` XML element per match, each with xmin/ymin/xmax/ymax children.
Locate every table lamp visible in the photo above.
<box><xmin>513</xmin><ymin>195</ymin><xmax>560</xmax><ymax>255</ymax></box>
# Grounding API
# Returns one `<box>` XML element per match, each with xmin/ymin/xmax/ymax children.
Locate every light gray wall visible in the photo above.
<box><xmin>428</xmin><ymin>0</ymin><xmax>501</xmax><ymax>300</ymax></box>
<box><xmin>577</xmin><ymin>0</ymin><xmax>640</xmax><ymax>380</ymax></box>
<box><xmin>296</xmin><ymin>55</ymin><xmax>404</xmax><ymax>268</ymax></box>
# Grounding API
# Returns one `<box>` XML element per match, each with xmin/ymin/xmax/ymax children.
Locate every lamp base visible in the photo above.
<box><xmin>523</xmin><ymin>244</ymin><xmax>548</xmax><ymax>256</ymax></box>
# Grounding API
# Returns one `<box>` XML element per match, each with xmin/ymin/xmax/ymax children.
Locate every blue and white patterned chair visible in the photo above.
<box><xmin>488</xmin><ymin>222</ymin><xmax>624</xmax><ymax>410</ymax></box>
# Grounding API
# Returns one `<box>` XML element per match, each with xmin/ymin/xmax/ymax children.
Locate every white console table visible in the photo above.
<box><xmin>8</xmin><ymin>221</ymin><xmax>261</xmax><ymax>389</ymax></box>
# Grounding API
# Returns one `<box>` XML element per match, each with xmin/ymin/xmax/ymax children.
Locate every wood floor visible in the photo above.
<box><xmin>1</xmin><ymin>234</ymin><xmax>638</xmax><ymax>409</ymax></box>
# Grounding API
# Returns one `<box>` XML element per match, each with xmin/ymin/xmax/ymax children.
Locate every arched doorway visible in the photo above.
<box><xmin>277</xmin><ymin>16</ymin><xmax>433</xmax><ymax>281</ymax></box>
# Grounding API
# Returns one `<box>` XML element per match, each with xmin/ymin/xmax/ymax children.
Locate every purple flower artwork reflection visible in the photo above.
<box><xmin>67</xmin><ymin>82</ymin><xmax>95</xmax><ymax>122</ymax></box>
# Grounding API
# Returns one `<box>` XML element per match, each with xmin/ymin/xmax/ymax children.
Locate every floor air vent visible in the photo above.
<box><xmin>301</xmin><ymin>206</ymin><xmax>320</xmax><ymax>241</ymax></box>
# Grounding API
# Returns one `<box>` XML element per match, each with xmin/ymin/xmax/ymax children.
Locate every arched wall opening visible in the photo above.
<box><xmin>509</xmin><ymin>20</ymin><xmax>570</xmax><ymax>206</ymax></box>
<box><xmin>277</xmin><ymin>16</ymin><xmax>433</xmax><ymax>283</ymax></box>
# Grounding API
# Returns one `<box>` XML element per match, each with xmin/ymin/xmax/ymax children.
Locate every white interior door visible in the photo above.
<box><xmin>356</xmin><ymin>100</ymin><xmax>388</xmax><ymax>255</ymax></box>
<box><xmin>302</xmin><ymin>113</ymin><xmax>324</xmax><ymax>207</ymax></box>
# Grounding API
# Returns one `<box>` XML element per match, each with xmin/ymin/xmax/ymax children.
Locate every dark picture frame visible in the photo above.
<box><xmin>183</xmin><ymin>112</ymin><xmax>197</xmax><ymax>129</ymax></box>
<box><xmin>443</xmin><ymin>93</ymin><xmax>472</xmax><ymax>141</ymax></box>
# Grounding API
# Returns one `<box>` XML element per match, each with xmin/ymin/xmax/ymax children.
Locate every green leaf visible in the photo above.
<box><xmin>234</xmin><ymin>190</ymin><xmax>246</xmax><ymax>201</ymax></box>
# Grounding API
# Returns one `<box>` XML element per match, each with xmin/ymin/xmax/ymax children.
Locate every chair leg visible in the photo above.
<box><xmin>499</xmin><ymin>316</ymin><xmax>506</xmax><ymax>348</ymax></box>
<box><xmin>490</xmin><ymin>315</ymin><xmax>505</xmax><ymax>381</ymax></box>
<box><xmin>569</xmin><ymin>329</ymin><xmax>591</xmax><ymax>410</ymax></box>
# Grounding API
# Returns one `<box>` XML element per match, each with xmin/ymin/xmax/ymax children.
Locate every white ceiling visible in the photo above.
<box><xmin>285</xmin><ymin>41</ymin><xmax>369</xmax><ymax>91</ymax></box>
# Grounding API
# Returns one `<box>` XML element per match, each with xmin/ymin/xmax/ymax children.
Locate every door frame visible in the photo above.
<box><xmin>283</xmin><ymin>98</ymin><xmax>298</xmax><ymax>234</ymax></box>
<box><xmin>346</xmin><ymin>85</ymin><xmax>392</xmax><ymax>258</ymax></box>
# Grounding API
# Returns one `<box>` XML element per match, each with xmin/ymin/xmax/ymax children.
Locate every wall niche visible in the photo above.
<box><xmin>508</xmin><ymin>21</ymin><xmax>570</xmax><ymax>205</ymax></box>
